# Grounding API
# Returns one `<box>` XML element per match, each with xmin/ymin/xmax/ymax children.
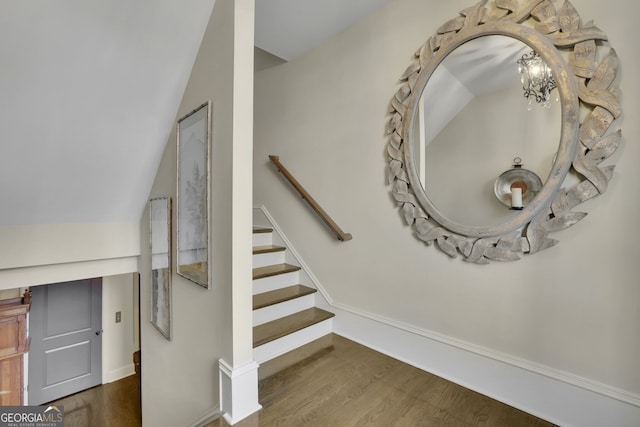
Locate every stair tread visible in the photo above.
<box><xmin>253</xmin><ymin>245</ymin><xmax>286</xmax><ymax>255</ymax></box>
<box><xmin>253</xmin><ymin>227</ymin><xmax>273</xmax><ymax>234</ymax></box>
<box><xmin>253</xmin><ymin>263</ymin><xmax>300</xmax><ymax>280</ymax></box>
<box><xmin>254</xmin><ymin>285</ymin><xmax>317</xmax><ymax>310</ymax></box>
<box><xmin>253</xmin><ymin>307</ymin><xmax>335</xmax><ymax>348</ymax></box>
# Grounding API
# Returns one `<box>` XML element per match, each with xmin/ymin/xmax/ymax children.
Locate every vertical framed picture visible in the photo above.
<box><xmin>176</xmin><ymin>101</ymin><xmax>210</xmax><ymax>288</ymax></box>
<box><xmin>150</xmin><ymin>197</ymin><xmax>172</xmax><ymax>340</ymax></box>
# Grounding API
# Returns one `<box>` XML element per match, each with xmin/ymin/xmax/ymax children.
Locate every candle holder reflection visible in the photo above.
<box><xmin>494</xmin><ymin>157</ymin><xmax>542</xmax><ymax>210</ymax></box>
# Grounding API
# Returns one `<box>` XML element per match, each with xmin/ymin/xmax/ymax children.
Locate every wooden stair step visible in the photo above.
<box><xmin>253</xmin><ymin>245</ymin><xmax>286</xmax><ymax>255</ymax></box>
<box><xmin>253</xmin><ymin>227</ymin><xmax>273</xmax><ymax>234</ymax></box>
<box><xmin>253</xmin><ymin>307</ymin><xmax>335</xmax><ymax>348</ymax></box>
<box><xmin>253</xmin><ymin>263</ymin><xmax>300</xmax><ymax>280</ymax></box>
<box><xmin>254</xmin><ymin>285</ymin><xmax>317</xmax><ymax>310</ymax></box>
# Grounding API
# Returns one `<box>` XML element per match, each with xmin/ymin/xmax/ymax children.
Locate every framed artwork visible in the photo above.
<box><xmin>176</xmin><ymin>101</ymin><xmax>210</xmax><ymax>288</ymax></box>
<box><xmin>150</xmin><ymin>197</ymin><xmax>172</xmax><ymax>340</ymax></box>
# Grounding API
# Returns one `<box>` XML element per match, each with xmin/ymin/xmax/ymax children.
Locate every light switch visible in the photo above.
<box><xmin>115</xmin><ymin>311</ymin><xmax>122</xmax><ymax>323</ymax></box>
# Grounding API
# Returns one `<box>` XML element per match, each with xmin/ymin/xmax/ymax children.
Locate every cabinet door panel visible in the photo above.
<box><xmin>0</xmin><ymin>356</ymin><xmax>23</xmax><ymax>405</ymax></box>
<box><xmin>0</xmin><ymin>317</ymin><xmax>21</xmax><ymax>358</ymax></box>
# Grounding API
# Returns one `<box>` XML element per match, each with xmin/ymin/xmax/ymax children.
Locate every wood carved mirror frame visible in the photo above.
<box><xmin>386</xmin><ymin>0</ymin><xmax>622</xmax><ymax>263</ymax></box>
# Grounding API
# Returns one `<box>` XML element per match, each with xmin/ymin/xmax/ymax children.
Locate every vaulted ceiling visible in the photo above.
<box><xmin>0</xmin><ymin>0</ymin><xmax>393</xmax><ymax>226</ymax></box>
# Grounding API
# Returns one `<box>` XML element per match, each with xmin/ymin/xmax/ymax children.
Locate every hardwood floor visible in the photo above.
<box><xmin>46</xmin><ymin>334</ymin><xmax>556</xmax><ymax>426</ymax></box>
<box><xmin>208</xmin><ymin>334</ymin><xmax>556</xmax><ymax>427</ymax></box>
<box><xmin>47</xmin><ymin>372</ymin><xmax>141</xmax><ymax>427</ymax></box>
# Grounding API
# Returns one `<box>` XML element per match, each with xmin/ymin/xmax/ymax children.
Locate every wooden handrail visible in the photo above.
<box><xmin>269</xmin><ymin>155</ymin><xmax>352</xmax><ymax>241</ymax></box>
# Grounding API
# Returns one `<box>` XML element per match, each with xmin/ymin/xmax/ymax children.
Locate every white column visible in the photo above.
<box><xmin>219</xmin><ymin>0</ymin><xmax>260</xmax><ymax>423</ymax></box>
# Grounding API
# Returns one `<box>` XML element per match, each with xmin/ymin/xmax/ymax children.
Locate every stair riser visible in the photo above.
<box><xmin>252</xmin><ymin>251</ymin><xmax>285</xmax><ymax>269</ymax></box>
<box><xmin>252</xmin><ymin>232</ymin><xmax>272</xmax><ymax>247</ymax></box>
<box><xmin>253</xmin><ymin>211</ymin><xmax>334</xmax><ymax>370</ymax></box>
<box><xmin>253</xmin><ymin>319</ymin><xmax>333</xmax><ymax>364</ymax></box>
<box><xmin>253</xmin><ymin>294</ymin><xmax>315</xmax><ymax>327</ymax></box>
<box><xmin>253</xmin><ymin>271</ymin><xmax>299</xmax><ymax>295</ymax></box>
<box><xmin>258</xmin><ymin>335</ymin><xmax>333</xmax><ymax>381</ymax></box>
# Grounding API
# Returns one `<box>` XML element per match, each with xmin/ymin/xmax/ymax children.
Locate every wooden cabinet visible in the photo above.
<box><xmin>0</xmin><ymin>294</ymin><xmax>30</xmax><ymax>406</ymax></box>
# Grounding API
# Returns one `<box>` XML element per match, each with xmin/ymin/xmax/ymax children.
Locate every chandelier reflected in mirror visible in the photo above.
<box><xmin>517</xmin><ymin>50</ymin><xmax>557</xmax><ymax>109</ymax></box>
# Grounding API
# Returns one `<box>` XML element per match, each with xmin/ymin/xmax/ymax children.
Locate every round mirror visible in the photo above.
<box><xmin>414</xmin><ymin>35</ymin><xmax>561</xmax><ymax>227</ymax></box>
<box><xmin>387</xmin><ymin>1</ymin><xmax>622</xmax><ymax>263</ymax></box>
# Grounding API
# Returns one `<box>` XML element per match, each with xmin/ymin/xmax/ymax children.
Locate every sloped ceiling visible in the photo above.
<box><xmin>0</xmin><ymin>0</ymin><xmax>215</xmax><ymax>226</ymax></box>
<box><xmin>0</xmin><ymin>0</ymin><xmax>393</xmax><ymax>226</ymax></box>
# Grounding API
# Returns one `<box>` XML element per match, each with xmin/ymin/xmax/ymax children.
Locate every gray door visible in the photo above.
<box><xmin>28</xmin><ymin>278</ymin><xmax>102</xmax><ymax>405</ymax></box>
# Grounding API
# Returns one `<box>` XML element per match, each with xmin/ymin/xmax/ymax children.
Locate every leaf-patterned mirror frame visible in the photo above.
<box><xmin>386</xmin><ymin>0</ymin><xmax>622</xmax><ymax>264</ymax></box>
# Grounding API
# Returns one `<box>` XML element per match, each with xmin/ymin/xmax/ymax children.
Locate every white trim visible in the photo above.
<box><xmin>218</xmin><ymin>359</ymin><xmax>261</xmax><ymax>425</ymax></box>
<box><xmin>23</xmin><ymin>352</ymin><xmax>29</xmax><ymax>405</ymax></box>
<box><xmin>0</xmin><ymin>256</ymin><xmax>139</xmax><ymax>290</ymax></box>
<box><xmin>334</xmin><ymin>301</ymin><xmax>640</xmax><ymax>408</ymax></box>
<box><xmin>333</xmin><ymin>306</ymin><xmax>640</xmax><ymax>427</ymax></box>
<box><xmin>254</xmin><ymin>205</ymin><xmax>640</xmax><ymax>427</ymax></box>
<box><xmin>186</xmin><ymin>406</ymin><xmax>222</xmax><ymax>427</ymax></box>
<box><xmin>103</xmin><ymin>363</ymin><xmax>136</xmax><ymax>384</ymax></box>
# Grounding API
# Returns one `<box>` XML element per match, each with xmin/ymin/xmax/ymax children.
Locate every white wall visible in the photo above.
<box><xmin>139</xmin><ymin>0</ymin><xmax>255</xmax><ymax>425</ymax></box>
<box><xmin>424</xmin><ymin>84</ymin><xmax>561</xmax><ymax>227</ymax></box>
<box><xmin>0</xmin><ymin>222</ymin><xmax>140</xmax><ymax>290</ymax></box>
<box><xmin>102</xmin><ymin>273</ymin><xmax>138</xmax><ymax>383</ymax></box>
<box><xmin>254</xmin><ymin>0</ymin><xmax>639</xmax><ymax>424</ymax></box>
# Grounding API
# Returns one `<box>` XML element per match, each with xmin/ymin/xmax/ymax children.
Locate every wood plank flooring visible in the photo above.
<box><xmin>209</xmin><ymin>334</ymin><xmax>556</xmax><ymax>427</ymax></box>
<box><xmin>45</xmin><ymin>334</ymin><xmax>556</xmax><ymax>426</ymax></box>
<box><xmin>47</xmin><ymin>372</ymin><xmax>141</xmax><ymax>427</ymax></box>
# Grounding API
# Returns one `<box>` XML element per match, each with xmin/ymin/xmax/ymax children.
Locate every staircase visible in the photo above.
<box><xmin>252</xmin><ymin>226</ymin><xmax>335</xmax><ymax>365</ymax></box>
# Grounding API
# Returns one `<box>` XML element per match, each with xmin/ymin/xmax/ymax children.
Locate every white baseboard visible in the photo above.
<box><xmin>254</xmin><ymin>205</ymin><xmax>640</xmax><ymax>426</ymax></box>
<box><xmin>187</xmin><ymin>406</ymin><xmax>222</xmax><ymax>427</ymax></box>
<box><xmin>333</xmin><ymin>305</ymin><xmax>640</xmax><ymax>427</ymax></box>
<box><xmin>103</xmin><ymin>363</ymin><xmax>136</xmax><ymax>384</ymax></box>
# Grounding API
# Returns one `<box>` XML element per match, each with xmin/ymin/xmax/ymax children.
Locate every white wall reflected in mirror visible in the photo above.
<box><xmin>414</xmin><ymin>35</ymin><xmax>561</xmax><ymax>227</ymax></box>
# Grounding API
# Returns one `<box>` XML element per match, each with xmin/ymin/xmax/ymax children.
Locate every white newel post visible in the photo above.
<box><xmin>218</xmin><ymin>0</ymin><xmax>260</xmax><ymax>424</ymax></box>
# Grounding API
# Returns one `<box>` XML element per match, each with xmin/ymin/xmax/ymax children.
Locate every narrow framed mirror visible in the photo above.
<box><xmin>177</xmin><ymin>102</ymin><xmax>211</xmax><ymax>286</ymax></box>
<box><xmin>150</xmin><ymin>197</ymin><xmax>172</xmax><ymax>340</ymax></box>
